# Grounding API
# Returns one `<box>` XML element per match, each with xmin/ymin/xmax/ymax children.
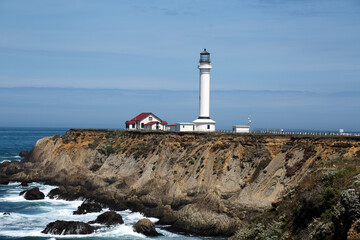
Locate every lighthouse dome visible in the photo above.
<box><xmin>200</xmin><ymin>48</ymin><xmax>210</xmax><ymax>63</ymax></box>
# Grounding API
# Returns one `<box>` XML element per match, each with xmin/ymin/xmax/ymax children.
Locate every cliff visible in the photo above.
<box><xmin>1</xmin><ymin>129</ymin><xmax>360</xmax><ymax>237</ymax></box>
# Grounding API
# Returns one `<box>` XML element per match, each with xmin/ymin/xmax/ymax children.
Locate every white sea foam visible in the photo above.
<box><xmin>0</xmin><ymin>182</ymin><xmax>205</xmax><ymax>239</ymax></box>
<box><xmin>123</xmin><ymin>211</ymin><xmax>158</xmax><ymax>225</ymax></box>
<box><xmin>0</xmin><ymin>160</ymin><xmax>10</xmax><ymax>163</ymax></box>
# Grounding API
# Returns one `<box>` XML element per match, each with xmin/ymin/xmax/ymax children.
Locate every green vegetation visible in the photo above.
<box><xmin>232</xmin><ymin>157</ymin><xmax>360</xmax><ymax>240</ymax></box>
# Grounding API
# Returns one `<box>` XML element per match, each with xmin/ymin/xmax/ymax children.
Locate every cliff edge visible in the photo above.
<box><xmin>1</xmin><ymin>129</ymin><xmax>360</xmax><ymax>237</ymax></box>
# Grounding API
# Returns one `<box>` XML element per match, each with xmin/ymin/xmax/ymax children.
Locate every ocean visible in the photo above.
<box><xmin>0</xmin><ymin>128</ymin><xmax>223</xmax><ymax>240</ymax></box>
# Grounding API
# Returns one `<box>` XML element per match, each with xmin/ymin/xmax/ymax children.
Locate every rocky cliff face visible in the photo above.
<box><xmin>1</xmin><ymin>129</ymin><xmax>360</xmax><ymax>236</ymax></box>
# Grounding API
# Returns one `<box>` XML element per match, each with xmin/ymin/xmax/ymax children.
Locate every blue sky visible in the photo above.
<box><xmin>0</xmin><ymin>0</ymin><xmax>359</xmax><ymax>131</ymax></box>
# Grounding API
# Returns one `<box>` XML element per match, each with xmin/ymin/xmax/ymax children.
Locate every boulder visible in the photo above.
<box><xmin>133</xmin><ymin>218</ymin><xmax>162</xmax><ymax>236</ymax></box>
<box><xmin>73</xmin><ymin>202</ymin><xmax>102</xmax><ymax>215</ymax></box>
<box><xmin>47</xmin><ymin>186</ymin><xmax>90</xmax><ymax>201</ymax></box>
<box><xmin>19</xmin><ymin>187</ymin><xmax>45</xmax><ymax>200</ymax></box>
<box><xmin>3</xmin><ymin>212</ymin><xmax>10</xmax><ymax>215</ymax></box>
<box><xmin>89</xmin><ymin>211</ymin><xmax>124</xmax><ymax>225</ymax></box>
<box><xmin>42</xmin><ymin>220</ymin><xmax>94</xmax><ymax>235</ymax></box>
<box><xmin>19</xmin><ymin>150</ymin><xmax>29</xmax><ymax>158</ymax></box>
<box><xmin>0</xmin><ymin>180</ymin><xmax>9</xmax><ymax>185</ymax></box>
<box><xmin>19</xmin><ymin>181</ymin><xmax>29</xmax><ymax>187</ymax></box>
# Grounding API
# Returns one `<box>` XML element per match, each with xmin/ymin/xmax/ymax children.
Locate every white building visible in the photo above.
<box><xmin>233</xmin><ymin>125</ymin><xmax>250</xmax><ymax>133</ymax></box>
<box><xmin>174</xmin><ymin>123</ymin><xmax>195</xmax><ymax>132</ymax></box>
<box><xmin>125</xmin><ymin>112</ymin><xmax>167</xmax><ymax>130</ymax></box>
<box><xmin>193</xmin><ymin>49</ymin><xmax>216</xmax><ymax>132</ymax></box>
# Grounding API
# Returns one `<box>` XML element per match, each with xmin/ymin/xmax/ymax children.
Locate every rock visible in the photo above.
<box><xmin>348</xmin><ymin>220</ymin><xmax>360</xmax><ymax>240</ymax></box>
<box><xmin>3</xmin><ymin>212</ymin><xmax>10</xmax><ymax>215</ymax></box>
<box><xmin>47</xmin><ymin>186</ymin><xmax>90</xmax><ymax>201</ymax></box>
<box><xmin>19</xmin><ymin>150</ymin><xmax>29</xmax><ymax>158</ymax></box>
<box><xmin>73</xmin><ymin>202</ymin><xmax>102</xmax><ymax>215</ymax></box>
<box><xmin>89</xmin><ymin>211</ymin><xmax>124</xmax><ymax>225</ymax></box>
<box><xmin>19</xmin><ymin>187</ymin><xmax>45</xmax><ymax>200</ymax></box>
<box><xmin>0</xmin><ymin>180</ymin><xmax>9</xmax><ymax>185</ymax></box>
<box><xmin>42</xmin><ymin>220</ymin><xmax>94</xmax><ymax>235</ymax></box>
<box><xmin>19</xmin><ymin>181</ymin><xmax>29</xmax><ymax>187</ymax></box>
<box><xmin>133</xmin><ymin>218</ymin><xmax>162</xmax><ymax>236</ymax></box>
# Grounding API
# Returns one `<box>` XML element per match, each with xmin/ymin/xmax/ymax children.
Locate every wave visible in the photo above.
<box><xmin>0</xmin><ymin>182</ymin><xmax>207</xmax><ymax>240</ymax></box>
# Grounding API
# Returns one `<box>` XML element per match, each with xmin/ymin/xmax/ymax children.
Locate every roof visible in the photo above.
<box><xmin>126</xmin><ymin>112</ymin><xmax>166</xmax><ymax>124</ymax></box>
<box><xmin>201</xmin><ymin>48</ymin><xmax>210</xmax><ymax>55</ymax></box>
<box><xmin>131</xmin><ymin>112</ymin><xmax>151</xmax><ymax>121</ymax></box>
<box><xmin>169</xmin><ymin>123</ymin><xmax>176</xmax><ymax>126</ymax></box>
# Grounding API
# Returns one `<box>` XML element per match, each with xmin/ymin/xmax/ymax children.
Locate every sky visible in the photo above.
<box><xmin>0</xmin><ymin>0</ymin><xmax>359</xmax><ymax>131</ymax></box>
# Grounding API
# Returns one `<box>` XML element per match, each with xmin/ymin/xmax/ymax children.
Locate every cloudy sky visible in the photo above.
<box><xmin>0</xmin><ymin>0</ymin><xmax>359</xmax><ymax>131</ymax></box>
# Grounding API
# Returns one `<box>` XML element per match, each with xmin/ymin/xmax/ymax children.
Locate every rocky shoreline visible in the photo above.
<box><xmin>1</xmin><ymin>129</ymin><xmax>360</xmax><ymax>237</ymax></box>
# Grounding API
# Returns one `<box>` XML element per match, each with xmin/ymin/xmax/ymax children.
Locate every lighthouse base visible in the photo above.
<box><xmin>193</xmin><ymin>118</ymin><xmax>216</xmax><ymax>132</ymax></box>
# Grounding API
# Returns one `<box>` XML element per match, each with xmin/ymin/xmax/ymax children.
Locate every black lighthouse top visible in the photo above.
<box><xmin>199</xmin><ymin>48</ymin><xmax>210</xmax><ymax>63</ymax></box>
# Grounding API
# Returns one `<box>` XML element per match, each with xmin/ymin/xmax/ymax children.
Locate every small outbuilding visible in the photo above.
<box><xmin>232</xmin><ymin>125</ymin><xmax>250</xmax><ymax>133</ymax></box>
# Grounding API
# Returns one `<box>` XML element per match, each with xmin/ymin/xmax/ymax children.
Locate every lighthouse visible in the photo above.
<box><xmin>193</xmin><ymin>49</ymin><xmax>216</xmax><ymax>132</ymax></box>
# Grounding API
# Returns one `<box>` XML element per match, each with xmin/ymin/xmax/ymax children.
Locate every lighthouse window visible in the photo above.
<box><xmin>207</xmin><ymin>125</ymin><xmax>210</xmax><ymax>129</ymax></box>
<box><xmin>149</xmin><ymin>117</ymin><xmax>153</xmax><ymax>121</ymax></box>
<box><xmin>141</xmin><ymin>123</ymin><xmax>144</xmax><ymax>128</ymax></box>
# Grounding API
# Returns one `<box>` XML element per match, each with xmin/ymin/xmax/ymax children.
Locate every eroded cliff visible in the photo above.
<box><xmin>1</xmin><ymin>129</ymin><xmax>360</xmax><ymax>236</ymax></box>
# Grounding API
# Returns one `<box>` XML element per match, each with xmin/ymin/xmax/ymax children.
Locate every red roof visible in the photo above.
<box><xmin>169</xmin><ymin>123</ymin><xmax>176</xmax><ymax>126</ymax></box>
<box><xmin>126</xmin><ymin>112</ymin><xmax>167</xmax><ymax>125</ymax></box>
<box><xmin>131</xmin><ymin>112</ymin><xmax>151</xmax><ymax>121</ymax></box>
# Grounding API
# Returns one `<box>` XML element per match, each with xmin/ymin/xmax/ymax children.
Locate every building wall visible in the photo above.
<box><xmin>176</xmin><ymin>123</ymin><xmax>194</xmax><ymax>132</ymax></box>
<box><xmin>194</xmin><ymin>123</ymin><xmax>215</xmax><ymax>132</ymax></box>
<box><xmin>233</xmin><ymin>126</ymin><xmax>250</xmax><ymax>133</ymax></box>
<box><xmin>138</xmin><ymin>114</ymin><xmax>161</xmax><ymax>129</ymax></box>
<box><xmin>126</xmin><ymin>123</ymin><xmax>136</xmax><ymax>130</ymax></box>
<box><xmin>144</xmin><ymin>123</ymin><xmax>166</xmax><ymax>131</ymax></box>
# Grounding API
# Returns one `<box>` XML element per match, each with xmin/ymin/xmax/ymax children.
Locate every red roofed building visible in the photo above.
<box><xmin>125</xmin><ymin>113</ymin><xmax>168</xmax><ymax>130</ymax></box>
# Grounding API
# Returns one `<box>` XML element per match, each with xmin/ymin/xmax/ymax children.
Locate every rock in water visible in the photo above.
<box><xmin>19</xmin><ymin>187</ymin><xmax>45</xmax><ymax>200</ymax></box>
<box><xmin>89</xmin><ymin>211</ymin><xmax>124</xmax><ymax>225</ymax></box>
<box><xmin>42</xmin><ymin>220</ymin><xmax>94</xmax><ymax>235</ymax></box>
<box><xmin>47</xmin><ymin>186</ymin><xmax>90</xmax><ymax>201</ymax></box>
<box><xmin>73</xmin><ymin>202</ymin><xmax>102</xmax><ymax>215</ymax></box>
<box><xmin>0</xmin><ymin>180</ymin><xmax>9</xmax><ymax>185</ymax></box>
<box><xmin>19</xmin><ymin>150</ymin><xmax>29</xmax><ymax>158</ymax></box>
<box><xmin>19</xmin><ymin>181</ymin><xmax>29</xmax><ymax>187</ymax></box>
<box><xmin>133</xmin><ymin>218</ymin><xmax>162</xmax><ymax>236</ymax></box>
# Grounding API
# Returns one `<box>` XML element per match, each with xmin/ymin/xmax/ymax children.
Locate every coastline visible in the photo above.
<box><xmin>1</xmin><ymin>129</ymin><xmax>360</xmax><ymax>238</ymax></box>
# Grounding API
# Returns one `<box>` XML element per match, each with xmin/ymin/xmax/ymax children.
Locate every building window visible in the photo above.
<box><xmin>132</xmin><ymin>124</ymin><xmax>135</xmax><ymax>128</ymax></box>
<box><xmin>141</xmin><ymin>123</ymin><xmax>144</xmax><ymax>128</ymax></box>
<box><xmin>183</xmin><ymin>125</ymin><xmax>185</xmax><ymax>128</ymax></box>
<box><xmin>149</xmin><ymin>117</ymin><xmax>152</xmax><ymax>121</ymax></box>
<box><xmin>207</xmin><ymin>125</ymin><xmax>210</xmax><ymax>129</ymax></box>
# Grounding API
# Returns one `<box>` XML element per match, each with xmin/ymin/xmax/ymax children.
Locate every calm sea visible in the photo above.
<box><xmin>0</xmin><ymin>128</ymin><xmax>222</xmax><ymax>240</ymax></box>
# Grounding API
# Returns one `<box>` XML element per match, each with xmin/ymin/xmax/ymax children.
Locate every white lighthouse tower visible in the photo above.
<box><xmin>193</xmin><ymin>49</ymin><xmax>216</xmax><ymax>132</ymax></box>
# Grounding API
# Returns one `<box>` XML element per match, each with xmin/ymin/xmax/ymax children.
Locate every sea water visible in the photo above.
<box><xmin>0</xmin><ymin>128</ymin><xmax>223</xmax><ymax>240</ymax></box>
